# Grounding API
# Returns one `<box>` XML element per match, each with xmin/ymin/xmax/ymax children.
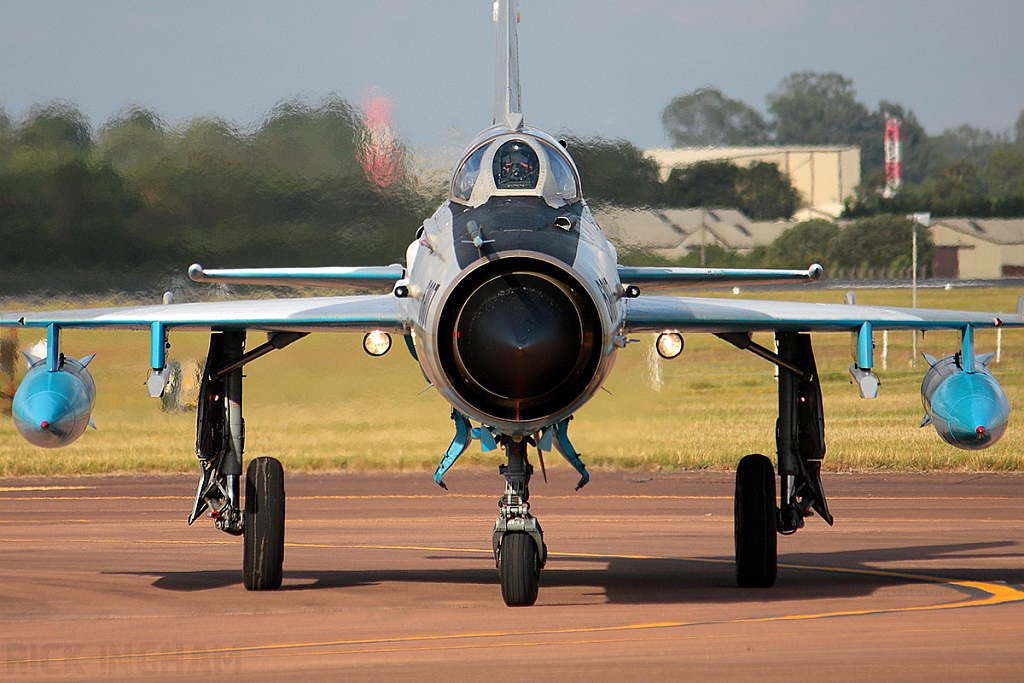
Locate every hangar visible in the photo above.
<box><xmin>645</xmin><ymin>145</ymin><xmax>861</xmax><ymax>219</ymax></box>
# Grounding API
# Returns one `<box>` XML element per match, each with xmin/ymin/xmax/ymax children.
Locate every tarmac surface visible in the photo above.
<box><xmin>1</xmin><ymin>469</ymin><xmax>1023</xmax><ymax>682</ymax></box>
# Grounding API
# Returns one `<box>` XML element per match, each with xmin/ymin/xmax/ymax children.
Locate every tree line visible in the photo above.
<box><xmin>562</xmin><ymin>136</ymin><xmax>799</xmax><ymax>220</ymax></box>
<box><xmin>0</xmin><ymin>99</ymin><xmax>436</xmax><ymax>292</ymax></box>
<box><xmin>661</xmin><ymin>72</ymin><xmax>1024</xmax><ymax>218</ymax></box>
<box><xmin>0</xmin><ymin>99</ymin><xmax>807</xmax><ymax>292</ymax></box>
<box><xmin>620</xmin><ymin>215</ymin><xmax>936</xmax><ymax>280</ymax></box>
<box><xmin>9</xmin><ymin>73</ymin><xmax>995</xmax><ymax>291</ymax></box>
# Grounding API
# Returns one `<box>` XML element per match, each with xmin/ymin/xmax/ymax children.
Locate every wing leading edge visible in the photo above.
<box><xmin>617</xmin><ymin>264</ymin><xmax>823</xmax><ymax>291</ymax></box>
<box><xmin>623</xmin><ymin>296</ymin><xmax>1019</xmax><ymax>334</ymax></box>
<box><xmin>1</xmin><ymin>294</ymin><xmax>406</xmax><ymax>334</ymax></box>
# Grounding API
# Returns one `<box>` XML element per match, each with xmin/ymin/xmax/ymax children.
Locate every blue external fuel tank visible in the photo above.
<box><xmin>920</xmin><ymin>352</ymin><xmax>1008</xmax><ymax>450</ymax></box>
<box><xmin>12</xmin><ymin>355</ymin><xmax>97</xmax><ymax>448</ymax></box>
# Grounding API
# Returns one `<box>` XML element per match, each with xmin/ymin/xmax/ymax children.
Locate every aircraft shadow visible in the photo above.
<box><xmin>112</xmin><ymin>540</ymin><xmax>1024</xmax><ymax>605</ymax></box>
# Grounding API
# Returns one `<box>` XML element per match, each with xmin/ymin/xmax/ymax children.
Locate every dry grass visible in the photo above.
<box><xmin>2</xmin><ymin>285</ymin><xmax>1024</xmax><ymax>476</ymax></box>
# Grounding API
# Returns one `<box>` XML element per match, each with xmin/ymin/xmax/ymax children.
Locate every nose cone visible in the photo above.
<box><xmin>455</xmin><ymin>273</ymin><xmax>584</xmax><ymax>401</ymax></box>
<box><xmin>12</xmin><ymin>368</ymin><xmax>92</xmax><ymax>448</ymax></box>
<box><xmin>931</xmin><ymin>372</ymin><xmax>1009</xmax><ymax>450</ymax></box>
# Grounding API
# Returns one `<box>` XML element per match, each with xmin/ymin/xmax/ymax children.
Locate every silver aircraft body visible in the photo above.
<box><xmin>2</xmin><ymin>1</ymin><xmax>1022</xmax><ymax>605</ymax></box>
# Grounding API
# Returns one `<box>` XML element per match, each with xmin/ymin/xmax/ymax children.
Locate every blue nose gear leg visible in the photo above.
<box><xmin>434</xmin><ymin>409</ymin><xmax>473</xmax><ymax>490</ymax></box>
<box><xmin>539</xmin><ymin>417</ymin><xmax>589</xmax><ymax>490</ymax></box>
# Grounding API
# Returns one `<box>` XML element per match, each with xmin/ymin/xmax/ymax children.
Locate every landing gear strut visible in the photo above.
<box><xmin>189</xmin><ymin>331</ymin><xmax>247</xmax><ymax>535</ymax></box>
<box><xmin>188</xmin><ymin>331</ymin><xmax>298</xmax><ymax>590</ymax></box>
<box><xmin>729</xmin><ymin>332</ymin><xmax>833</xmax><ymax>588</ymax></box>
<box><xmin>493</xmin><ymin>438</ymin><xmax>546</xmax><ymax>606</ymax></box>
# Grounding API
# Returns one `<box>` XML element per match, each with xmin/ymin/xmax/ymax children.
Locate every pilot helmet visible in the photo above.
<box><xmin>492</xmin><ymin>139</ymin><xmax>539</xmax><ymax>190</ymax></box>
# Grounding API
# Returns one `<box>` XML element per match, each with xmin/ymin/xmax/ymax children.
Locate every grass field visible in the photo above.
<box><xmin>2</xmin><ymin>285</ymin><xmax>1024</xmax><ymax>476</ymax></box>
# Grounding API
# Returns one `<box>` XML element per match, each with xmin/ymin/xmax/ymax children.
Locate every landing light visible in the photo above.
<box><xmin>363</xmin><ymin>331</ymin><xmax>392</xmax><ymax>357</ymax></box>
<box><xmin>656</xmin><ymin>331</ymin><xmax>684</xmax><ymax>359</ymax></box>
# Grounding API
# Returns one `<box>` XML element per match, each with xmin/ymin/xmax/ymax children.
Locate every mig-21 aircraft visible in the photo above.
<box><xmin>2</xmin><ymin>1</ymin><xmax>1019</xmax><ymax>606</ymax></box>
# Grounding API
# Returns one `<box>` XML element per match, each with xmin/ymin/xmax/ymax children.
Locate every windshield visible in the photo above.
<box><xmin>492</xmin><ymin>139</ymin><xmax>539</xmax><ymax>190</ymax></box>
<box><xmin>452</xmin><ymin>145</ymin><xmax>487</xmax><ymax>201</ymax></box>
<box><xmin>540</xmin><ymin>141</ymin><xmax>579</xmax><ymax>202</ymax></box>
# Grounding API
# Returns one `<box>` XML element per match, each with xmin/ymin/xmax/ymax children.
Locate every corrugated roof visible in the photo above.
<box><xmin>593</xmin><ymin>207</ymin><xmax>794</xmax><ymax>256</ymax></box>
<box><xmin>930</xmin><ymin>218</ymin><xmax>1024</xmax><ymax>245</ymax></box>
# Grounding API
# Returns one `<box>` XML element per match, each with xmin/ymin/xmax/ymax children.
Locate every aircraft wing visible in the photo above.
<box><xmin>622</xmin><ymin>295</ymin><xmax>1019</xmax><ymax>334</ymax></box>
<box><xmin>1</xmin><ymin>294</ymin><xmax>407</xmax><ymax>334</ymax></box>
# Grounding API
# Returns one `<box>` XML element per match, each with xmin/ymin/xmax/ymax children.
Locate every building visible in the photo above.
<box><xmin>597</xmin><ymin>207</ymin><xmax>1024</xmax><ymax>280</ymax></box>
<box><xmin>596</xmin><ymin>207</ymin><xmax>794</xmax><ymax>260</ymax></box>
<box><xmin>929</xmin><ymin>218</ymin><xmax>1024</xmax><ymax>279</ymax></box>
<box><xmin>645</xmin><ymin>146</ymin><xmax>861</xmax><ymax>219</ymax></box>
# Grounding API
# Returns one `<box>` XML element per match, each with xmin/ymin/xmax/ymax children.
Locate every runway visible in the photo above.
<box><xmin>1</xmin><ymin>469</ymin><xmax>1023</xmax><ymax>681</ymax></box>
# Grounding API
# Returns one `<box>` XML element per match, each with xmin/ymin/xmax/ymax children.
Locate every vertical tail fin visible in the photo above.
<box><xmin>493</xmin><ymin>0</ymin><xmax>523</xmax><ymax>131</ymax></box>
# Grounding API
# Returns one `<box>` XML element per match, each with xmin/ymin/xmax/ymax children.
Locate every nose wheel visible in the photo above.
<box><xmin>499</xmin><ymin>531</ymin><xmax>540</xmax><ymax>606</ymax></box>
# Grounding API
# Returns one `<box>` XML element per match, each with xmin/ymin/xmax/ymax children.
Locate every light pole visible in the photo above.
<box><xmin>700</xmin><ymin>210</ymin><xmax>707</xmax><ymax>267</ymax></box>
<box><xmin>908</xmin><ymin>212</ymin><xmax>930</xmax><ymax>367</ymax></box>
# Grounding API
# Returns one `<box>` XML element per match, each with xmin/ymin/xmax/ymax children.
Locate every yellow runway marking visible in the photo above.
<box><xmin>0</xmin><ymin>485</ymin><xmax>96</xmax><ymax>492</ymax></box>
<box><xmin>2</xmin><ymin>493</ymin><xmax>1020</xmax><ymax>503</ymax></box>
<box><xmin>0</xmin><ymin>495</ymin><xmax>190</xmax><ymax>501</ymax></box>
<box><xmin>0</xmin><ymin>541</ymin><xmax>1022</xmax><ymax>669</ymax></box>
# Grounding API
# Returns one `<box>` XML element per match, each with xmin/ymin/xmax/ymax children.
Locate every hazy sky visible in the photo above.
<box><xmin>3</xmin><ymin>1</ymin><xmax>1023</xmax><ymax>156</ymax></box>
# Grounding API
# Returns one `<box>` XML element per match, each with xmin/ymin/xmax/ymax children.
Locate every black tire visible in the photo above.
<box><xmin>734</xmin><ymin>453</ymin><xmax>777</xmax><ymax>588</ymax></box>
<box><xmin>243</xmin><ymin>457</ymin><xmax>285</xmax><ymax>590</ymax></box>
<box><xmin>499</xmin><ymin>532</ymin><xmax>540</xmax><ymax>606</ymax></box>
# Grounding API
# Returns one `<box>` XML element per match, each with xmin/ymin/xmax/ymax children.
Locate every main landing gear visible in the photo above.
<box><xmin>188</xmin><ymin>331</ymin><xmax>303</xmax><ymax>591</ymax></box>
<box><xmin>726</xmin><ymin>332</ymin><xmax>834</xmax><ymax>588</ymax></box>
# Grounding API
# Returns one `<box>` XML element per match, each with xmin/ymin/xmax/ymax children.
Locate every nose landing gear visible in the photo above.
<box><xmin>493</xmin><ymin>437</ymin><xmax>546</xmax><ymax>606</ymax></box>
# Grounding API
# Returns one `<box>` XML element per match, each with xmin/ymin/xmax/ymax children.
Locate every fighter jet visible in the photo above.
<box><xmin>2</xmin><ymin>0</ymin><xmax>1019</xmax><ymax>606</ymax></box>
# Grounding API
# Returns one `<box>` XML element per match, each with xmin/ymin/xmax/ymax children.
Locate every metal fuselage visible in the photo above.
<box><xmin>400</xmin><ymin>126</ymin><xmax>623</xmax><ymax>436</ymax></box>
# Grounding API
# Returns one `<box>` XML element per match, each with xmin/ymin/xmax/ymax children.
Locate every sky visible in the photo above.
<box><xmin>3</xmin><ymin>1</ymin><xmax>1024</xmax><ymax>159</ymax></box>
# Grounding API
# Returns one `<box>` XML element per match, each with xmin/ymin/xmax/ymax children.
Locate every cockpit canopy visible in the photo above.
<box><xmin>450</xmin><ymin>129</ymin><xmax>581</xmax><ymax>208</ymax></box>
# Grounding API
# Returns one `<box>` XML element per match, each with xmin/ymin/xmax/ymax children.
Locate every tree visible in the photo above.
<box><xmin>664</xmin><ymin>160</ymin><xmax>799</xmax><ymax>220</ymax></box>
<box><xmin>251</xmin><ymin>96</ymin><xmax>365</xmax><ymax>181</ymax></box>
<box><xmin>925</xmin><ymin>124</ymin><xmax>1010</xmax><ymax>171</ymax></box>
<box><xmin>767</xmin><ymin>72</ymin><xmax>872</xmax><ymax>147</ymax></box>
<box><xmin>735</xmin><ymin>161</ymin><xmax>800</xmax><ymax>220</ymax></box>
<box><xmin>562</xmin><ymin>135</ymin><xmax>662</xmax><ymax>207</ymax></box>
<box><xmin>661</xmin><ymin>87</ymin><xmax>770</xmax><ymax>147</ymax></box>
<box><xmin>10</xmin><ymin>101</ymin><xmax>92</xmax><ymax>171</ymax></box>
<box><xmin>756</xmin><ymin>219</ymin><xmax>838</xmax><ymax>269</ymax></box>
<box><xmin>96</xmin><ymin>107</ymin><xmax>170</xmax><ymax>177</ymax></box>
<box><xmin>934</xmin><ymin>159</ymin><xmax>980</xmax><ymax>200</ymax></box>
<box><xmin>0</xmin><ymin>105</ymin><xmax>12</xmax><ymax>170</ymax></box>
<box><xmin>981</xmin><ymin>149</ymin><xmax>1024</xmax><ymax>199</ymax></box>
<box><xmin>663</xmin><ymin>161</ymin><xmax>739</xmax><ymax>208</ymax></box>
<box><xmin>830</xmin><ymin>215</ymin><xmax>934</xmax><ymax>274</ymax></box>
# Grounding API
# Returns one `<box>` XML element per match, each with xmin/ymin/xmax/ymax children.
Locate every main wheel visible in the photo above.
<box><xmin>243</xmin><ymin>457</ymin><xmax>285</xmax><ymax>590</ymax></box>
<box><xmin>734</xmin><ymin>453</ymin><xmax>777</xmax><ymax>588</ymax></box>
<box><xmin>499</xmin><ymin>532</ymin><xmax>540</xmax><ymax>606</ymax></box>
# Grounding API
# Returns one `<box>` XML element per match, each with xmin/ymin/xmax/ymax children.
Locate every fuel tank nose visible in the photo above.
<box><xmin>922</xmin><ymin>361</ymin><xmax>1009</xmax><ymax>451</ymax></box>
<box><xmin>12</xmin><ymin>358</ymin><xmax>97</xmax><ymax>449</ymax></box>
